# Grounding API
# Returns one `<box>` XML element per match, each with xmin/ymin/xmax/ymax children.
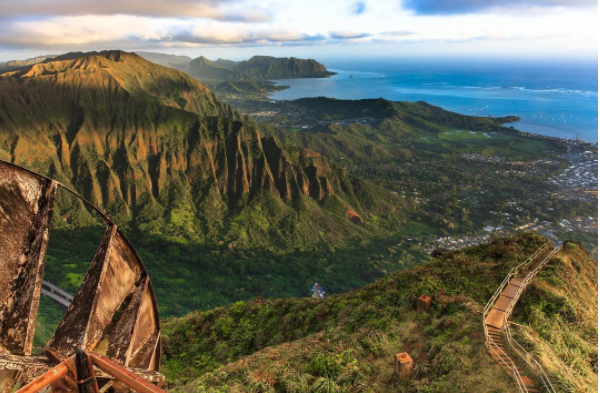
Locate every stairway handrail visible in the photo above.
<box><xmin>488</xmin><ymin>338</ymin><xmax>528</xmax><ymax>393</ymax></box>
<box><xmin>503</xmin><ymin>246</ymin><xmax>560</xmax><ymax>324</ymax></box>
<box><xmin>483</xmin><ymin>243</ymin><xmax>550</xmax><ymax>320</ymax></box>
<box><xmin>482</xmin><ymin>242</ymin><xmax>557</xmax><ymax>393</ymax></box>
<box><xmin>506</xmin><ymin>324</ymin><xmax>557</xmax><ymax>393</ymax></box>
<box><xmin>502</xmin><ymin>245</ymin><xmax>562</xmax><ymax>393</ymax></box>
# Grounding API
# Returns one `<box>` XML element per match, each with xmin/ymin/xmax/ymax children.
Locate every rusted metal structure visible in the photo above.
<box><xmin>0</xmin><ymin>160</ymin><xmax>164</xmax><ymax>392</ymax></box>
<box><xmin>15</xmin><ymin>351</ymin><xmax>164</xmax><ymax>393</ymax></box>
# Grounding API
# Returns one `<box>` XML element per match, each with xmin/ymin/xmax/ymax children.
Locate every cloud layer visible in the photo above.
<box><xmin>329</xmin><ymin>31</ymin><xmax>371</xmax><ymax>40</ymax></box>
<box><xmin>403</xmin><ymin>0</ymin><xmax>597</xmax><ymax>15</ymax></box>
<box><xmin>0</xmin><ymin>0</ymin><xmax>270</xmax><ymax>22</ymax></box>
<box><xmin>0</xmin><ymin>0</ymin><xmax>595</xmax><ymax>59</ymax></box>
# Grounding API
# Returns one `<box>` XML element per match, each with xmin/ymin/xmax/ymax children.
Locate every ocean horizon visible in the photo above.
<box><xmin>269</xmin><ymin>58</ymin><xmax>598</xmax><ymax>143</ymax></box>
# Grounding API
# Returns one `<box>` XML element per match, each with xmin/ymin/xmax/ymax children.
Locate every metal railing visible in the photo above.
<box><xmin>483</xmin><ymin>243</ymin><xmax>550</xmax><ymax>325</ymax></box>
<box><xmin>506</xmin><ymin>324</ymin><xmax>557</xmax><ymax>393</ymax></box>
<box><xmin>488</xmin><ymin>339</ymin><xmax>529</xmax><ymax>393</ymax></box>
<box><xmin>503</xmin><ymin>245</ymin><xmax>562</xmax><ymax>393</ymax></box>
<box><xmin>503</xmin><ymin>246</ymin><xmax>561</xmax><ymax>326</ymax></box>
<box><xmin>41</xmin><ymin>281</ymin><xmax>74</xmax><ymax>308</ymax></box>
<box><xmin>482</xmin><ymin>242</ymin><xmax>559</xmax><ymax>393</ymax></box>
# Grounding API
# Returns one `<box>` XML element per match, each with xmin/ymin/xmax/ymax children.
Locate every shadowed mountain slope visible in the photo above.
<box><xmin>0</xmin><ymin>50</ymin><xmax>406</xmax><ymax>249</ymax></box>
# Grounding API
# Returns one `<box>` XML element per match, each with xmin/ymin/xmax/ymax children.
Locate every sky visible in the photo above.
<box><xmin>0</xmin><ymin>0</ymin><xmax>597</xmax><ymax>62</ymax></box>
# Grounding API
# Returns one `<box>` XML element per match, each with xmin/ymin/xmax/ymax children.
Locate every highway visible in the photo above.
<box><xmin>41</xmin><ymin>280</ymin><xmax>73</xmax><ymax>308</ymax></box>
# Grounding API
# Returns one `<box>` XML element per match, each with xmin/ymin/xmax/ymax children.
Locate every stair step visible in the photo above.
<box><xmin>484</xmin><ymin>245</ymin><xmax>558</xmax><ymax>392</ymax></box>
<box><xmin>493</xmin><ymin>296</ymin><xmax>514</xmax><ymax>312</ymax></box>
<box><xmin>485</xmin><ymin>309</ymin><xmax>507</xmax><ymax>328</ymax></box>
<box><xmin>501</xmin><ymin>284</ymin><xmax>520</xmax><ymax>299</ymax></box>
<box><xmin>510</xmin><ymin>278</ymin><xmax>524</xmax><ymax>286</ymax></box>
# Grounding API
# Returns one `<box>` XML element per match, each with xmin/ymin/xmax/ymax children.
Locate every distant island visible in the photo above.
<box><xmin>137</xmin><ymin>52</ymin><xmax>336</xmax><ymax>97</ymax></box>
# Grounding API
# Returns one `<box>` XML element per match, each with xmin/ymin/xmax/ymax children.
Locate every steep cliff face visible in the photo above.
<box><xmin>261</xmin><ymin>138</ymin><xmax>336</xmax><ymax>200</ymax></box>
<box><xmin>0</xmin><ymin>50</ymin><xmax>404</xmax><ymax>246</ymax></box>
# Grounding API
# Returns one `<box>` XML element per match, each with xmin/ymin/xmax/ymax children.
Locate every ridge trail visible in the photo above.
<box><xmin>483</xmin><ymin>242</ymin><xmax>562</xmax><ymax>393</ymax></box>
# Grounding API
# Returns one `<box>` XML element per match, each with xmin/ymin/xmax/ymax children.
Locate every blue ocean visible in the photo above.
<box><xmin>270</xmin><ymin>58</ymin><xmax>598</xmax><ymax>143</ymax></box>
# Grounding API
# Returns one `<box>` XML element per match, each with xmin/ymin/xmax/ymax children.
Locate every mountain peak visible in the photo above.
<box><xmin>0</xmin><ymin>49</ymin><xmax>403</xmax><ymax>249</ymax></box>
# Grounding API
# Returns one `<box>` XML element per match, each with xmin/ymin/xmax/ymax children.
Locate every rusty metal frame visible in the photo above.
<box><xmin>14</xmin><ymin>358</ymin><xmax>72</xmax><ymax>393</ymax></box>
<box><xmin>89</xmin><ymin>353</ymin><xmax>165</xmax><ymax>393</ymax></box>
<box><xmin>0</xmin><ymin>159</ymin><xmax>164</xmax><ymax>390</ymax></box>
<box><xmin>15</xmin><ymin>350</ymin><xmax>166</xmax><ymax>393</ymax></box>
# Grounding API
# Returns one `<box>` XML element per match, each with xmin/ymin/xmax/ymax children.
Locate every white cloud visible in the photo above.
<box><xmin>0</xmin><ymin>0</ymin><xmax>595</xmax><ymax>59</ymax></box>
<box><xmin>0</xmin><ymin>0</ymin><xmax>271</xmax><ymax>22</ymax></box>
<box><xmin>329</xmin><ymin>31</ymin><xmax>371</xmax><ymax>40</ymax></box>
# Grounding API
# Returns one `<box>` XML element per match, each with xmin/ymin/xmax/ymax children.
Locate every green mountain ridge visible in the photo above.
<box><xmin>149</xmin><ymin>53</ymin><xmax>335</xmax><ymax>95</ymax></box>
<box><xmin>0</xmin><ymin>50</ymin><xmax>405</xmax><ymax>250</ymax></box>
<box><xmin>184</xmin><ymin>56</ymin><xmax>252</xmax><ymax>82</ymax></box>
<box><xmin>135</xmin><ymin>51</ymin><xmax>193</xmax><ymax>69</ymax></box>
<box><xmin>233</xmin><ymin>56</ymin><xmax>335</xmax><ymax>79</ymax></box>
<box><xmin>162</xmin><ymin>233</ymin><xmax>598</xmax><ymax>392</ymax></box>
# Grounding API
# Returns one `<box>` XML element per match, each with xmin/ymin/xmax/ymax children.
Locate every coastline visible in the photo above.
<box><xmin>267</xmin><ymin>65</ymin><xmax>598</xmax><ymax>143</ymax></box>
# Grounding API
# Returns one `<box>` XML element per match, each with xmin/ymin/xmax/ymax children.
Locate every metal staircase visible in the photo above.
<box><xmin>483</xmin><ymin>242</ymin><xmax>561</xmax><ymax>393</ymax></box>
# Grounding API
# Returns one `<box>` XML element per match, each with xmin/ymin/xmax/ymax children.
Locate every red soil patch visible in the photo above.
<box><xmin>346</xmin><ymin>209</ymin><xmax>364</xmax><ymax>225</ymax></box>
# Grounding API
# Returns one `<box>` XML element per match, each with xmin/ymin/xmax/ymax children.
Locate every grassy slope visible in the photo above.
<box><xmin>265</xmin><ymin>98</ymin><xmax>561</xmax><ymax>163</ymax></box>
<box><xmin>262</xmin><ymin>98</ymin><xmax>591</xmax><ymax>241</ymax></box>
<box><xmin>161</xmin><ymin>233</ymin><xmax>597</xmax><ymax>392</ymax></box>
<box><xmin>512</xmin><ymin>242</ymin><xmax>598</xmax><ymax>391</ymax></box>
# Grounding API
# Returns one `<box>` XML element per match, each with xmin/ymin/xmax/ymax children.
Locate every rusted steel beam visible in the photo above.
<box><xmin>46</xmin><ymin>349</ymin><xmax>78</xmax><ymax>390</ymax></box>
<box><xmin>75</xmin><ymin>350</ymin><xmax>99</xmax><ymax>393</ymax></box>
<box><xmin>89</xmin><ymin>353</ymin><xmax>166</xmax><ymax>393</ymax></box>
<box><xmin>0</xmin><ymin>160</ymin><xmax>58</xmax><ymax>355</ymax></box>
<box><xmin>14</xmin><ymin>362</ymin><xmax>70</xmax><ymax>393</ymax></box>
<box><xmin>49</xmin><ymin>224</ymin><xmax>161</xmax><ymax>371</ymax></box>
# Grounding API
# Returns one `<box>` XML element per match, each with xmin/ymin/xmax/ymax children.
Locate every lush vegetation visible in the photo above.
<box><xmin>6</xmin><ymin>55</ymin><xmax>594</xmax><ymax>390</ymax></box>
<box><xmin>512</xmin><ymin>241</ymin><xmax>598</xmax><ymax>392</ymax></box>
<box><xmin>178</xmin><ymin>55</ymin><xmax>333</xmax><ymax>96</ymax></box>
<box><xmin>258</xmin><ymin>98</ymin><xmax>596</xmax><ymax>238</ymax></box>
<box><xmin>161</xmin><ymin>233</ymin><xmax>597</xmax><ymax>392</ymax></box>
<box><xmin>0</xmin><ymin>51</ymin><xmax>407</xmax><ymax>253</ymax></box>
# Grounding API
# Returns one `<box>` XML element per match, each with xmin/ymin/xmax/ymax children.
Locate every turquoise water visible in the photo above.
<box><xmin>270</xmin><ymin>58</ymin><xmax>598</xmax><ymax>142</ymax></box>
